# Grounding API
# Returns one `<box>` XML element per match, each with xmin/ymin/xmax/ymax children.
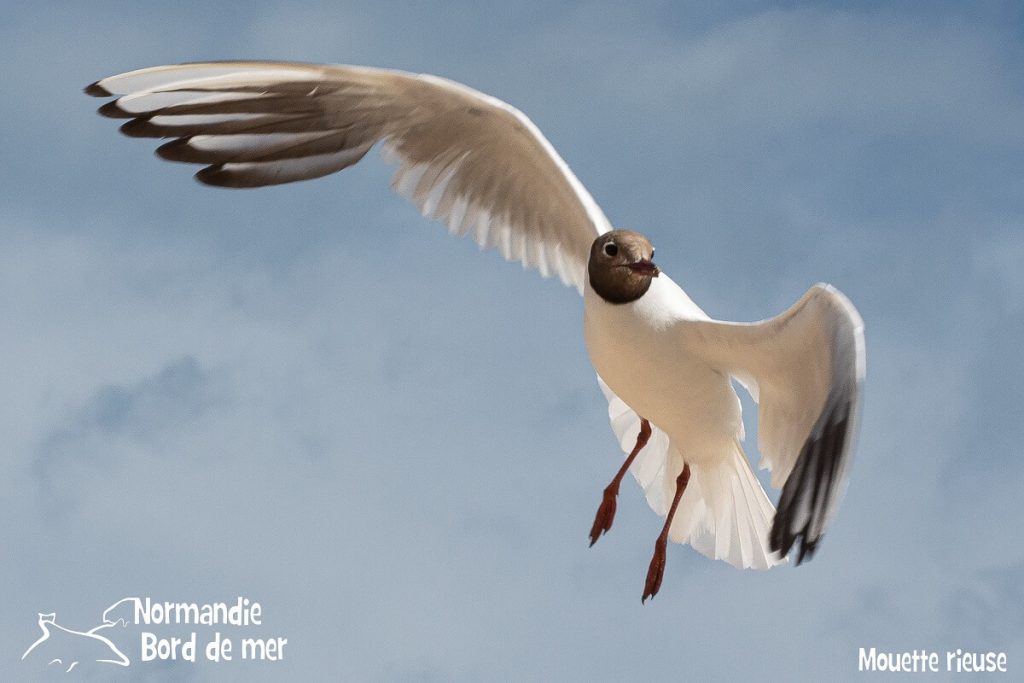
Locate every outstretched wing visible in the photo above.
<box><xmin>677</xmin><ymin>284</ymin><xmax>865</xmax><ymax>563</ymax></box>
<box><xmin>86</xmin><ymin>61</ymin><xmax>611</xmax><ymax>291</ymax></box>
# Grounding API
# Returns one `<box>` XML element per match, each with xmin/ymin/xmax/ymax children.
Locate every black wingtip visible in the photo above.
<box><xmin>119</xmin><ymin>118</ymin><xmax>161</xmax><ymax>138</ymax></box>
<box><xmin>769</xmin><ymin>521</ymin><xmax>796</xmax><ymax>560</ymax></box>
<box><xmin>194</xmin><ymin>165</ymin><xmax>226</xmax><ymax>186</ymax></box>
<box><xmin>98</xmin><ymin>100</ymin><xmax>133</xmax><ymax>119</ymax></box>
<box><xmin>796</xmin><ymin>538</ymin><xmax>819</xmax><ymax>565</ymax></box>
<box><xmin>155</xmin><ymin>138</ymin><xmax>194</xmax><ymax>162</ymax></box>
<box><xmin>769</xmin><ymin>526</ymin><xmax>820</xmax><ymax>566</ymax></box>
<box><xmin>84</xmin><ymin>81</ymin><xmax>111</xmax><ymax>97</ymax></box>
<box><xmin>770</xmin><ymin>398</ymin><xmax>852</xmax><ymax>567</ymax></box>
<box><xmin>194</xmin><ymin>165</ymin><xmax>253</xmax><ymax>189</ymax></box>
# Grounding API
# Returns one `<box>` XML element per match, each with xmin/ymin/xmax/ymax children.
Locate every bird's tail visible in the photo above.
<box><xmin>602</xmin><ymin>378</ymin><xmax>785</xmax><ymax>569</ymax></box>
<box><xmin>662</xmin><ymin>442</ymin><xmax>786</xmax><ymax>569</ymax></box>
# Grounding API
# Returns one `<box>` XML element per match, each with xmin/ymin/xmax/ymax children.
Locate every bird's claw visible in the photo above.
<box><xmin>642</xmin><ymin>538</ymin><xmax>667</xmax><ymax>603</ymax></box>
<box><xmin>588</xmin><ymin>486</ymin><xmax>618</xmax><ymax>546</ymax></box>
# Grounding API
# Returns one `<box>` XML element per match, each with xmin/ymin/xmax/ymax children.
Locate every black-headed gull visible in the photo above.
<box><xmin>86</xmin><ymin>62</ymin><xmax>865</xmax><ymax>601</ymax></box>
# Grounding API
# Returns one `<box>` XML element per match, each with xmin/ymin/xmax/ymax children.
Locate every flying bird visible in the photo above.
<box><xmin>86</xmin><ymin>62</ymin><xmax>865</xmax><ymax>601</ymax></box>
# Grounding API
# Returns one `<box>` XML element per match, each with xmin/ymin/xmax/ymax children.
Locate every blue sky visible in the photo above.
<box><xmin>3</xmin><ymin>1</ymin><xmax>1023</xmax><ymax>680</ymax></box>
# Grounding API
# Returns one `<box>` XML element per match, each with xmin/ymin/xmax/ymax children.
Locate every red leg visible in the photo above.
<box><xmin>642</xmin><ymin>462</ymin><xmax>691</xmax><ymax>603</ymax></box>
<box><xmin>589</xmin><ymin>418</ymin><xmax>652</xmax><ymax>547</ymax></box>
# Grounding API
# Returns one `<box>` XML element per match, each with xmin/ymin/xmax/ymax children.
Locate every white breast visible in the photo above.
<box><xmin>583</xmin><ymin>273</ymin><xmax>744</xmax><ymax>463</ymax></box>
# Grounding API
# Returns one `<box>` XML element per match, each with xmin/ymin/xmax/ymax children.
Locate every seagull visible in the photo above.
<box><xmin>86</xmin><ymin>61</ymin><xmax>865</xmax><ymax>601</ymax></box>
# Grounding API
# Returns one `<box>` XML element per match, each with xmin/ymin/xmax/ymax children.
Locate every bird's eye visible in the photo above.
<box><xmin>603</xmin><ymin>243</ymin><xmax>618</xmax><ymax>257</ymax></box>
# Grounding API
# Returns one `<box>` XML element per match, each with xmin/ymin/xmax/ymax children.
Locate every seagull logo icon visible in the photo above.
<box><xmin>22</xmin><ymin>598</ymin><xmax>137</xmax><ymax>673</ymax></box>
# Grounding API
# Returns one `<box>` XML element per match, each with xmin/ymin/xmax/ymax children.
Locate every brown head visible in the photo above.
<box><xmin>587</xmin><ymin>229</ymin><xmax>660</xmax><ymax>304</ymax></box>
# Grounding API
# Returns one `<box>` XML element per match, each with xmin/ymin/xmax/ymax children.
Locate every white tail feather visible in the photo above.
<box><xmin>668</xmin><ymin>444</ymin><xmax>784</xmax><ymax>569</ymax></box>
<box><xmin>600</xmin><ymin>376</ymin><xmax>786</xmax><ymax>570</ymax></box>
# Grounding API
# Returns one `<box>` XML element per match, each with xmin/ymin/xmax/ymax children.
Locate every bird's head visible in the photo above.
<box><xmin>588</xmin><ymin>229</ymin><xmax>659</xmax><ymax>304</ymax></box>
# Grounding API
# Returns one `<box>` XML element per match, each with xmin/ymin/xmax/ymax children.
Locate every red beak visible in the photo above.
<box><xmin>627</xmin><ymin>259</ymin><xmax>660</xmax><ymax>276</ymax></box>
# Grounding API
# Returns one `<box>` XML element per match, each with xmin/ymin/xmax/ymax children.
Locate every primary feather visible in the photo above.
<box><xmin>86</xmin><ymin>61</ymin><xmax>610</xmax><ymax>292</ymax></box>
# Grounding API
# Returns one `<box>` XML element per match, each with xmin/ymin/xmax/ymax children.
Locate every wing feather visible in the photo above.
<box><xmin>677</xmin><ymin>284</ymin><xmax>865</xmax><ymax>563</ymax></box>
<box><xmin>87</xmin><ymin>61</ymin><xmax>611</xmax><ymax>291</ymax></box>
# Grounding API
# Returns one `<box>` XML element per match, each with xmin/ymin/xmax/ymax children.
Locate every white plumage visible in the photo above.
<box><xmin>588</xmin><ymin>274</ymin><xmax>863</xmax><ymax>569</ymax></box>
<box><xmin>89</xmin><ymin>61</ymin><xmax>608</xmax><ymax>291</ymax></box>
<box><xmin>87</xmin><ymin>61</ymin><xmax>865</xmax><ymax>583</ymax></box>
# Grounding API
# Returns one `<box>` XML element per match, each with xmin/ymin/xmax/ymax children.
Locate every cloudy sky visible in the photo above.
<box><xmin>4</xmin><ymin>1</ymin><xmax>1023</xmax><ymax>680</ymax></box>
